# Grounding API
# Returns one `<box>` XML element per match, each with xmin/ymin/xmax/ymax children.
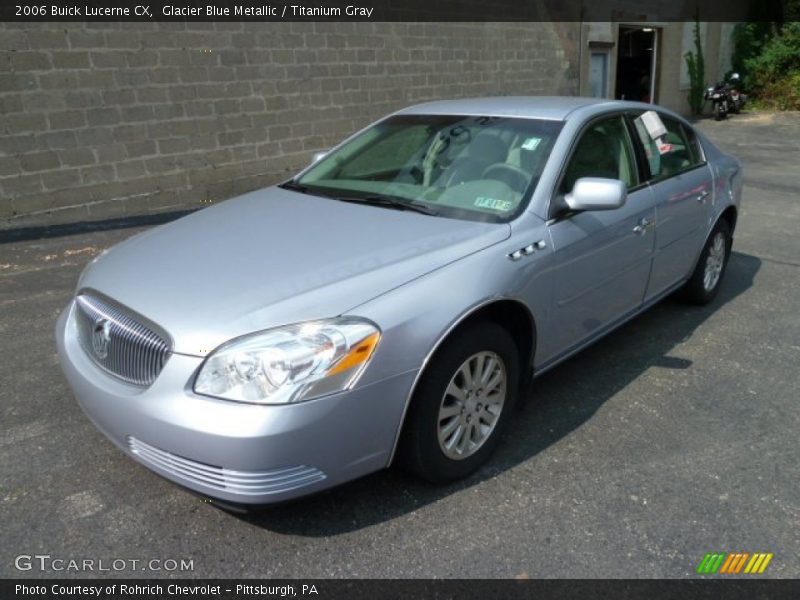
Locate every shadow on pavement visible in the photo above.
<box><xmin>236</xmin><ymin>251</ymin><xmax>761</xmax><ymax>536</ymax></box>
<box><xmin>0</xmin><ymin>210</ymin><xmax>194</xmax><ymax>245</ymax></box>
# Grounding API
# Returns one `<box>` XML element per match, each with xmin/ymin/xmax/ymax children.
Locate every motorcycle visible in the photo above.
<box><xmin>705</xmin><ymin>73</ymin><xmax>746</xmax><ymax>120</ymax></box>
<box><xmin>705</xmin><ymin>81</ymin><xmax>730</xmax><ymax>120</ymax></box>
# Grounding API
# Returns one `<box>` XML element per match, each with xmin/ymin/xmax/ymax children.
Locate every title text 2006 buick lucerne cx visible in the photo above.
<box><xmin>56</xmin><ymin>97</ymin><xmax>742</xmax><ymax>508</ymax></box>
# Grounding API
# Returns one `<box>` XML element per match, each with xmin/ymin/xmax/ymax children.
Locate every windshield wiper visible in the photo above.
<box><xmin>281</xmin><ymin>183</ymin><xmax>439</xmax><ymax>216</ymax></box>
<box><xmin>334</xmin><ymin>194</ymin><xmax>439</xmax><ymax>216</ymax></box>
<box><xmin>279</xmin><ymin>181</ymin><xmax>311</xmax><ymax>194</ymax></box>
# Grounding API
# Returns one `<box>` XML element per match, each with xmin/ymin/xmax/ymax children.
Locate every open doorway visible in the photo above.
<box><xmin>615</xmin><ymin>26</ymin><xmax>659</xmax><ymax>103</ymax></box>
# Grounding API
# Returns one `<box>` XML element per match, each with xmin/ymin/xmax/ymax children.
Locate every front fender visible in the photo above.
<box><xmin>344</xmin><ymin>216</ymin><xmax>553</xmax><ymax>465</ymax></box>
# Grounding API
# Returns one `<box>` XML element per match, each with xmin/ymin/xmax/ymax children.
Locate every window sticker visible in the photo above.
<box><xmin>475</xmin><ymin>197</ymin><xmax>514</xmax><ymax>211</ymax></box>
<box><xmin>521</xmin><ymin>137</ymin><xmax>542</xmax><ymax>151</ymax></box>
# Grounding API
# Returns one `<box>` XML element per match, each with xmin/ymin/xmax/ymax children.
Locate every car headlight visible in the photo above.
<box><xmin>194</xmin><ymin>318</ymin><xmax>380</xmax><ymax>404</ymax></box>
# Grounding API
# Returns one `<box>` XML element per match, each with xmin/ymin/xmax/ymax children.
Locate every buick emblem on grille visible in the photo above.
<box><xmin>91</xmin><ymin>318</ymin><xmax>112</xmax><ymax>360</ymax></box>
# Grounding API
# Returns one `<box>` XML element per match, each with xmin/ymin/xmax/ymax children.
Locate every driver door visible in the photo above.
<box><xmin>540</xmin><ymin>115</ymin><xmax>656</xmax><ymax>362</ymax></box>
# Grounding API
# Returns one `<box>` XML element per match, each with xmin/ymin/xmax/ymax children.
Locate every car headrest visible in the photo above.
<box><xmin>573</xmin><ymin>130</ymin><xmax>614</xmax><ymax>166</ymax></box>
<box><xmin>467</xmin><ymin>132</ymin><xmax>508</xmax><ymax>164</ymax></box>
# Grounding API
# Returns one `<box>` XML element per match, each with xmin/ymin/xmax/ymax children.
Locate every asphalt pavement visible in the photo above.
<box><xmin>1</xmin><ymin>111</ymin><xmax>798</xmax><ymax>579</ymax></box>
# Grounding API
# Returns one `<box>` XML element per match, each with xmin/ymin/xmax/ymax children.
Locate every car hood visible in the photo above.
<box><xmin>80</xmin><ymin>186</ymin><xmax>510</xmax><ymax>355</ymax></box>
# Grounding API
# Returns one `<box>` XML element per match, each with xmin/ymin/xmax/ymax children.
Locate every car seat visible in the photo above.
<box><xmin>562</xmin><ymin>129</ymin><xmax>618</xmax><ymax>193</ymax></box>
<box><xmin>437</xmin><ymin>132</ymin><xmax>509</xmax><ymax>187</ymax></box>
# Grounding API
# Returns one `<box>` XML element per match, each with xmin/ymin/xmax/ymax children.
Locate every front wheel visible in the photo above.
<box><xmin>679</xmin><ymin>220</ymin><xmax>732</xmax><ymax>305</ymax></box>
<box><xmin>397</xmin><ymin>322</ymin><xmax>520</xmax><ymax>483</ymax></box>
<box><xmin>714</xmin><ymin>103</ymin><xmax>722</xmax><ymax>121</ymax></box>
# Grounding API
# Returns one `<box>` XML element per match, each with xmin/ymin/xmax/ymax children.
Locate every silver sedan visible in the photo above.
<box><xmin>56</xmin><ymin>97</ymin><xmax>742</xmax><ymax>508</ymax></box>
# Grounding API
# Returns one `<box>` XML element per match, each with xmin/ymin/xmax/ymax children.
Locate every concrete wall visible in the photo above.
<box><xmin>0</xmin><ymin>22</ymin><xmax>578</xmax><ymax>229</ymax></box>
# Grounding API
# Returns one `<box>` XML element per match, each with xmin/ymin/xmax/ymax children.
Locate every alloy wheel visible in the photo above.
<box><xmin>703</xmin><ymin>231</ymin><xmax>726</xmax><ymax>291</ymax></box>
<box><xmin>437</xmin><ymin>351</ymin><xmax>507</xmax><ymax>460</ymax></box>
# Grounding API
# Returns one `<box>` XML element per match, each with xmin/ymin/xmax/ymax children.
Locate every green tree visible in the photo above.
<box><xmin>728</xmin><ymin>0</ymin><xmax>800</xmax><ymax>109</ymax></box>
<box><xmin>745</xmin><ymin>21</ymin><xmax>800</xmax><ymax>109</ymax></box>
<box><xmin>684</xmin><ymin>20</ymin><xmax>706</xmax><ymax>116</ymax></box>
<box><xmin>731</xmin><ymin>22</ymin><xmax>774</xmax><ymax>87</ymax></box>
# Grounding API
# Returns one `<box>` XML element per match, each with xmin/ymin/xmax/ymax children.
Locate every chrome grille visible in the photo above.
<box><xmin>74</xmin><ymin>293</ymin><xmax>171</xmax><ymax>386</ymax></box>
<box><xmin>127</xmin><ymin>437</ymin><xmax>327</xmax><ymax>496</ymax></box>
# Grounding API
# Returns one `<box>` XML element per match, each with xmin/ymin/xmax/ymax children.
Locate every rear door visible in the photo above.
<box><xmin>541</xmin><ymin>114</ymin><xmax>656</xmax><ymax>361</ymax></box>
<box><xmin>629</xmin><ymin>113</ymin><xmax>714</xmax><ymax>300</ymax></box>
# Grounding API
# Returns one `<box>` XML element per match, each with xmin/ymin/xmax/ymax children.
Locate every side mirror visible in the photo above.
<box><xmin>311</xmin><ymin>150</ymin><xmax>328</xmax><ymax>165</ymax></box>
<box><xmin>564</xmin><ymin>177</ymin><xmax>627</xmax><ymax>212</ymax></box>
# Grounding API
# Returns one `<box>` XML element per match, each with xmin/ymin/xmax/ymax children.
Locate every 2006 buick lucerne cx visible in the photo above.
<box><xmin>56</xmin><ymin>97</ymin><xmax>742</xmax><ymax>508</ymax></box>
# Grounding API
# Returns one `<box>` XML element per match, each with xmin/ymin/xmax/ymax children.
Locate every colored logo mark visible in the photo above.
<box><xmin>696</xmin><ymin>552</ymin><xmax>773</xmax><ymax>574</ymax></box>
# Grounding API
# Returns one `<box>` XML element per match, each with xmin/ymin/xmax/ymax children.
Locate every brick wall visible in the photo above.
<box><xmin>0</xmin><ymin>22</ymin><xmax>578</xmax><ymax>229</ymax></box>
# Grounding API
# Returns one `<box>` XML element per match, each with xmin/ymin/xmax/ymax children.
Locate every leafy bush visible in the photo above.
<box><xmin>751</xmin><ymin>71</ymin><xmax>800</xmax><ymax>110</ymax></box>
<box><xmin>731</xmin><ymin>22</ymin><xmax>775</xmax><ymax>88</ymax></box>
<box><xmin>745</xmin><ymin>22</ymin><xmax>800</xmax><ymax>110</ymax></box>
<box><xmin>746</xmin><ymin>22</ymin><xmax>800</xmax><ymax>84</ymax></box>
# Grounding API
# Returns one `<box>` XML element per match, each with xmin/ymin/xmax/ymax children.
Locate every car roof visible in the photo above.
<box><xmin>394</xmin><ymin>96</ymin><xmax>684</xmax><ymax>123</ymax></box>
<box><xmin>395</xmin><ymin>96</ymin><xmax>617</xmax><ymax>121</ymax></box>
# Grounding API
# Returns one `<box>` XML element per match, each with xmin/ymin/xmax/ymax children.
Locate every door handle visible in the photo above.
<box><xmin>633</xmin><ymin>218</ymin><xmax>653</xmax><ymax>235</ymax></box>
<box><xmin>696</xmin><ymin>190</ymin><xmax>710</xmax><ymax>203</ymax></box>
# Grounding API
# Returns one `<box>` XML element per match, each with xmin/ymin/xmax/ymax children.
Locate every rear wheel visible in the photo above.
<box><xmin>397</xmin><ymin>322</ymin><xmax>520</xmax><ymax>483</ymax></box>
<box><xmin>680</xmin><ymin>220</ymin><xmax>732</xmax><ymax>305</ymax></box>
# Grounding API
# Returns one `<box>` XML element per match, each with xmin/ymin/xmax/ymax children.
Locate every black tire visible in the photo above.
<box><xmin>397</xmin><ymin>321</ymin><xmax>520</xmax><ymax>483</ymax></box>
<box><xmin>713</xmin><ymin>104</ymin><xmax>722</xmax><ymax>121</ymax></box>
<box><xmin>679</xmin><ymin>219</ymin><xmax>732</xmax><ymax>305</ymax></box>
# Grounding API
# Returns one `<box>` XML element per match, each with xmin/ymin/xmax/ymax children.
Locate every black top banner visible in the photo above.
<box><xmin>0</xmin><ymin>0</ymin><xmax>790</xmax><ymax>22</ymax></box>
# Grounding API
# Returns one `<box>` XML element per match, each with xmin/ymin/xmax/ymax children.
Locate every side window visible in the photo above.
<box><xmin>560</xmin><ymin>116</ymin><xmax>638</xmax><ymax>195</ymax></box>
<box><xmin>632</xmin><ymin>113</ymin><xmax>702</xmax><ymax>180</ymax></box>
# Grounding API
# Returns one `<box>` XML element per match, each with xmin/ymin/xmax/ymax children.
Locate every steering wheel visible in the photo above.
<box><xmin>481</xmin><ymin>163</ymin><xmax>530</xmax><ymax>194</ymax></box>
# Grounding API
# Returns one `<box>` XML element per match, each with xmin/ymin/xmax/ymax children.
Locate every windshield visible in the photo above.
<box><xmin>290</xmin><ymin>114</ymin><xmax>563</xmax><ymax>223</ymax></box>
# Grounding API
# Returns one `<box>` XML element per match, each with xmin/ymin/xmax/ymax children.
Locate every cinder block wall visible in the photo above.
<box><xmin>0</xmin><ymin>22</ymin><xmax>578</xmax><ymax>229</ymax></box>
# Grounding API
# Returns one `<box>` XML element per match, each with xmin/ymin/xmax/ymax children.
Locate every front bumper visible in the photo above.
<box><xmin>55</xmin><ymin>302</ymin><xmax>416</xmax><ymax>505</ymax></box>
